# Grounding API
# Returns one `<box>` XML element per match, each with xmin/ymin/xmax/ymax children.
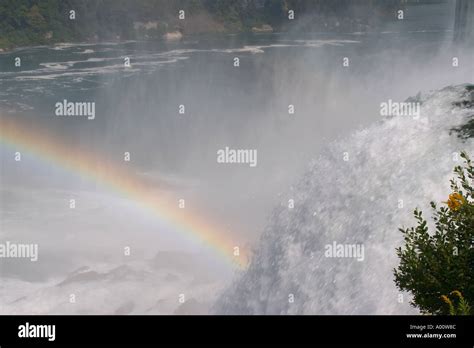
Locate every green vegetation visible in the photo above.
<box><xmin>441</xmin><ymin>290</ymin><xmax>471</xmax><ymax>315</ymax></box>
<box><xmin>394</xmin><ymin>152</ymin><xmax>474</xmax><ymax>315</ymax></box>
<box><xmin>0</xmin><ymin>1</ymin><xmax>74</xmax><ymax>48</ymax></box>
<box><xmin>0</xmin><ymin>0</ymin><xmax>402</xmax><ymax>50</ymax></box>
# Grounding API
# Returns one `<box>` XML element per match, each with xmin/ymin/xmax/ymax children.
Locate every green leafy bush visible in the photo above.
<box><xmin>394</xmin><ymin>151</ymin><xmax>474</xmax><ymax>315</ymax></box>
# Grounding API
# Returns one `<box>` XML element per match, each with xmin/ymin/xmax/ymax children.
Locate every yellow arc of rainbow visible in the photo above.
<box><xmin>0</xmin><ymin>115</ymin><xmax>248</xmax><ymax>268</ymax></box>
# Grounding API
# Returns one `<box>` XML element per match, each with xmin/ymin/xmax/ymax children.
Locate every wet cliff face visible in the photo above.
<box><xmin>452</xmin><ymin>85</ymin><xmax>474</xmax><ymax>139</ymax></box>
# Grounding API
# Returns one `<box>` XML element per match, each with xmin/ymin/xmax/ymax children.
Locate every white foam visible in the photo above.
<box><xmin>76</xmin><ymin>49</ymin><xmax>95</xmax><ymax>54</ymax></box>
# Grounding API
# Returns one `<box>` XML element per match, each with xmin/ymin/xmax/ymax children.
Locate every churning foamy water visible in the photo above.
<box><xmin>214</xmin><ymin>85</ymin><xmax>473</xmax><ymax>314</ymax></box>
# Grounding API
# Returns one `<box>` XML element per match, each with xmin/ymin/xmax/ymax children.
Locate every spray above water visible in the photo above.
<box><xmin>0</xmin><ymin>116</ymin><xmax>248</xmax><ymax>269</ymax></box>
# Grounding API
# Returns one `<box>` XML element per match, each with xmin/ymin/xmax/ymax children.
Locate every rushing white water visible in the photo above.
<box><xmin>214</xmin><ymin>85</ymin><xmax>473</xmax><ymax>314</ymax></box>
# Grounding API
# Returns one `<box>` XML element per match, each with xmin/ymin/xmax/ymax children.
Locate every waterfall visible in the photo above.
<box><xmin>214</xmin><ymin>85</ymin><xmax>474</xmax><ymax>314</ymax></box>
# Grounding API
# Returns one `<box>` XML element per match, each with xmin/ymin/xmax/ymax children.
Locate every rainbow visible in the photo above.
<box><xmin>0</xmin><ymin>115</ymin><xmax>248</xmax><ymax>268</ymax></box>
